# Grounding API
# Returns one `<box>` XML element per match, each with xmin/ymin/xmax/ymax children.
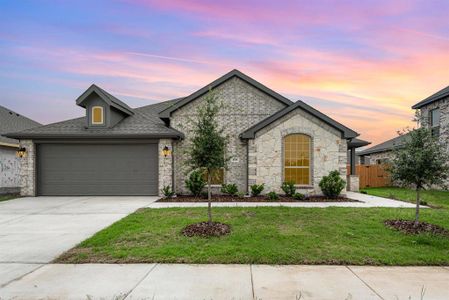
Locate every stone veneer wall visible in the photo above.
<box><xmin>367</xmin><ymin>151</ymin><xmax>394</xmax><ymax>165</ymax></box>
<box><xmin>347</xmin><ymin>175</ymin><xmax>359</xmax><ymax>192</ymax></box>
<box><xmin>248</xmin><ymin>109</ymin><xmax>347</xmax><ymax>195</ymax></box>
<box><xmin>171</xmin><ymin>77</ymin><xmax>287</xmax><ymax>194</ymax></box>
<box><xmin>158</xmin><ymin>139</ymin><xmax>173</xmax><ymax>196</ymax></box>
<box><xmin>19</xmin><ymin>139</ymin><xmax>35</xmax><ymax>196</ymax></box>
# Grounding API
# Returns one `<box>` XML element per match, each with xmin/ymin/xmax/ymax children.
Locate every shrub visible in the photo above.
<box><xmin>161</xmin><ymin>185</ymin><xmax>175</xmax><ymax>198</ymax></box>
<box><xmin>185</xmin><ymin>170</ymin><xmax>206</xmax><ymax>196</ymax></box>
<box><xmin>221</xmin><ymin>183</ymin><xmax>238</xmax><ymax>196</ymax></box>
<box><xmin>281</xmin><ymin>181</ymin><xmax>296</xmax><ymax>196</ymax></box>
<box><xmin>250</xmin><ymin>183</ymin><xmax>264</xmax><ymax>196</ymax></box>
<box><xmin>319</xmin><ymin>170</ymin><xmax>346</xmax><ymax>198</ymax></box>
<box><xmin>293</xmin><ymin>192</ymin><xmax>305</xmax><ymax>200</ymax></box>
<box><xmin>267</xmin><ymin>191</ymin><xmax>279</xmax><ymax>201</ymax></box>
<box><xmin>237</xmin><ymin>192</ymin><xmax>245</xmax><ymax>199</ymax></box>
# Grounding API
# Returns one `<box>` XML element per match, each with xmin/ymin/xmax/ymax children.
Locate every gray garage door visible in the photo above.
<box><xmin>37</xmin><ymin>143</ymin><xmax>158</xmax><ymax>196</ymax></box>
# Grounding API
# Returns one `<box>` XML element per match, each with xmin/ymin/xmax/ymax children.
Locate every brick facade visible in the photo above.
<box><xmin>19</xmin><ymin>139</ymin><xmax>35</xmax><ymax>196</ymax></box>
<box><xmin>419</xmin><ymin>96</ymin><xmax>449</xmax><ymax>154</ymax></box>
<box><xmin>17</xmin><ymin>76</ymin><xmax>354</xmax><ymax>197</ymax></box>
<box><xmin>158</xmin><ymin>139</ymin><xmax>173</xmax><ymax>196</ymax></box>
<box><xmin>418</xmin><ymin>96</ymin><xmax>449</xmax><ymax>187</ymax></box>
<box><xmin>170</xmin><ymin>77</ymin><xmax>287</xmax><ymax>194</ymax></box>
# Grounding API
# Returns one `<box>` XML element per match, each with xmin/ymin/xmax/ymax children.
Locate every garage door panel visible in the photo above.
<box><xmin>37</xmin><ymin>143</ymin><xmax>158</xmax><ymax>195</ymax></box>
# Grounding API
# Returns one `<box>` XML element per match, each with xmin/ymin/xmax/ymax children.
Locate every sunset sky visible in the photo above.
<box><xmin>1</xmin><ymin>0</ymin><xmax>449</xmax><ymax>145</ymax></box>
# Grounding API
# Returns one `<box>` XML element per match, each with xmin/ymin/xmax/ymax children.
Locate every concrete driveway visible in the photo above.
<box><xmin>0</xmin><ymin>196</ymin><xmax>158</xmax><ymax>288</ymax></box>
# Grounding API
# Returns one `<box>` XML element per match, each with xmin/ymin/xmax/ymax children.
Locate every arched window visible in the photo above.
<box><xmin>284</xmin><ymin>134</ymin><xmax>311</xmax><ymax>185</ymax></box>
<box><xmin>92</xmin><ymin>106</ymin><xmax>104</xmax><ymax>125</ymax></box>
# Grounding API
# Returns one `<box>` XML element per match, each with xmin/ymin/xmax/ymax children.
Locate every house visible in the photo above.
<box><xmin>0</xmin><ymin>105</ymin><xmax>41</xmax><ymax>194</ymax></box>
<box><xmin>412</xmin><ymin>85</ymin><xmax>449</xmax><ymax>153</ymax></box>
<box><xmin>357</xmin><ymin>134</ymin><xmax>409</xmax><ymax>165</ymax></box>
<box><xmin>6</xmin><ymin>69</ymin><xmax>368</xmax><ymax>196</ymax></box>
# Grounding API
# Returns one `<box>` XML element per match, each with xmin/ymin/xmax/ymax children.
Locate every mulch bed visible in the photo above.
<box><xmin>385</xmin><ymin>219</ymin><xmax>449</xmax><ymax>236</ymax></box>
<box><xmin>182</xmin><ymin>222</ymin><xmax>231</xmax><ymax>237</ymax></box>
<box><xmin>158</xmin><ymin>194</ymin><xmax>359</xmax><ymax>203</ymax></box>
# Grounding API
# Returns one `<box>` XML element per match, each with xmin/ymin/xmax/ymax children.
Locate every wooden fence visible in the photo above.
<box><xmin>347</xmin><ymin>164</ymin><xmax>391</xmax><ymax>188</ymax></box>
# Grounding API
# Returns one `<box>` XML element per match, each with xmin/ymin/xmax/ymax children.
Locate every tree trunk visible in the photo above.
<box><xmin>207</xmin><ymin>169</ymin><xmax>212</xmax><ymax>226</ymax></box>
<box><xmin>415</xmin><ymin>188</ymin><xmax>420</xmax><ymax>225</ymax></box>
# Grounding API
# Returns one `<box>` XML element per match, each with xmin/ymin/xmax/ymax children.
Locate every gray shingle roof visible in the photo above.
<box><xmin>6</xmin><ymin>98</ymin><xmax>184</xmax><ymax>139</ymax></box>
<box><xmin>412</xmin><ymin>85</ymin><xmax>449</xmax><ymax>109</ymax></box>
<box><xmin>0</xmin><ymin>105</ymin><xmax>41</xmax><ymax>146</ymax></box>
<box><xmin>357</xmin><ymin>133</ymin><xmax>409</xmax><ymax>156</ymax></box>
<box><xmin>240</xmin><ymin>100</ymin><xmax>359</xmax><ymax>139</ymax></box>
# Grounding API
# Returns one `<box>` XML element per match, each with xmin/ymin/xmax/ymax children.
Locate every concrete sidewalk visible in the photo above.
<box><xmin>1</xmin><ymin>264</ymin><xmax>448</xmax><ymax>299</ymax></box>
<box><xmin>148</xmin><ymin>192</ymin><xmax>418</xmax><ymax>208</ymax></box>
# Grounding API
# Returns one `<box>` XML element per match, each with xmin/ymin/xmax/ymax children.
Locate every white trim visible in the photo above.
<box><xmin>91</xmin><ymin>106</ymin><xmax>104</xmax><ymax>125</ymax></box>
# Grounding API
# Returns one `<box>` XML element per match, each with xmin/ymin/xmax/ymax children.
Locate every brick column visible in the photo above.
<box><xmin>158</xmin><ymin>139</ymin><xmax>173</xmax><ymax>196</ymax></box>
<box><xmin>20</xmin><ymin>139</ymin><xmax>36</xmax><ymax>196</ymax></box>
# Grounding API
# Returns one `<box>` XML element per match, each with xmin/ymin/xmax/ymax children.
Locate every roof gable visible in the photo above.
<box><xmin>240</xmin><ymin>100</ymin><xmax>359</xmax><ymax>139</ymax></box>
<box><xmin>412</xmin><ymin>85</ymin><xmax>449</xmax><ymax>109</ymax></box>
<box><xmin>159</xmin><ymin>69</ymin><xmax>293</xmax><ymax>119</ymax></box>
<box><xmin>76</xmin><ymin>84</ymin><xmax>134</xmax><ymax>116</ymax></box>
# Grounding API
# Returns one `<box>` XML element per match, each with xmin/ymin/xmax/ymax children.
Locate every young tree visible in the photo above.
<box><xmin>186</xmin><ymin>90</ymin><xmax>228</xmax><ymax>225</ymax></box>
<box><xmin>389</xmin><ymin>126</ymin><xmax>449</xmax><ymax>224</ymax></box>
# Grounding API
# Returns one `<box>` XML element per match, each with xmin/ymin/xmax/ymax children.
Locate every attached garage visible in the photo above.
<box><xmin>36</xmin><ymin>142</ymin><xmax>159</xmax><ymax>196</ymax></box>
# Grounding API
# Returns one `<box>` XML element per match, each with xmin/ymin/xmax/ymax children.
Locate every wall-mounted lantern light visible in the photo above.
<box><xmin>16</xmin><ymin>147</ymin><xmax>27</xmax><ymax>158</ymax></box>
<box><xmin>162</xmin><ymin>145</ymin><xmax>172</xmax><ymax>157</ymax></box>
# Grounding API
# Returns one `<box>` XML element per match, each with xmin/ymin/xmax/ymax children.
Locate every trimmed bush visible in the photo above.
<box><xmin>185</xmin><ymin>170</ymin><xmax>206</xmax><ymax>197</ymax></box>
<box><xmin>250</xmin><ymin>183</ymin><xmax>264</xmax><ymax>196</ymax></box>
<box><xmin>267</xmin><ymin>191</ymin><xmax>279</xmax><ymax>201</ymax></box>
<box><xmin>281</xmin><ymin>181</ymin><xmax>296</xmax><ymax>197</ymax></box>
<box><xmin>293</xmin><ymin>192</ymin><xmax>305</xmax><ymax>200</ymax></box>
<box><xmin>221</xmin><ymin>183</ymin><xmax>238</xmax><ymax>196</ymax></box>
<box><xmin>161</xmin><ymin>185</ymin><xmax>175</xmax><ymax>198</ymax></box>
<box><xmin>319</xmin><ymin>170</ymin><xmax>346</xmax><ymax>198</ymax></box>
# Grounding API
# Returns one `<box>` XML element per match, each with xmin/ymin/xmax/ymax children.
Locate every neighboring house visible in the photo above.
<box><xmin>357</xmin><ymin>134</ymin><xmax>409</xmax><ymax>165</ymax></box>
<box><xmin>0</xmin><ymin>105</ymin><xmax>41</xmax><ymax>194</ymax></box>
<box><xmin>412</xmin><ymin>85</ymin><xmax>449</xmax><ymax>154</ymax></box>
<box><xmin>7</xmin><ymin>69</ymin><xmax>368</xmax><ymax>197</ymax></box>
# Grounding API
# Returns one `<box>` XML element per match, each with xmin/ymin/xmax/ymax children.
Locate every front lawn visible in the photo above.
<box><xmin>361</xmin><ymin>187</ymin><xmax>449</xmax><ymax>209</ymax></box>
<box><xmin>56</xmin><ymin>207</ymin><xmax>449</xmax><ymax>265</ymax></box>
<box><xmin>0</xmin><ymin>194</ymin><xmax>19</xmax><ymax>202</ymax></box>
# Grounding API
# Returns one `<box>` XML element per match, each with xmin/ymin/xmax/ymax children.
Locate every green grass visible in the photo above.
<box><xmin>56</xmin><ymin>206</ymin><xmax>449</xmax><ymax>265</ymax></box>
<box><xmin>0</xmin><ymin>194</ymin><xmax>19</xmax><ymax>202</ymax></box>
<box><xmin>361</xmin><ymin>187</ymin><xmax>449</xmax><ymax>209</ymax></box>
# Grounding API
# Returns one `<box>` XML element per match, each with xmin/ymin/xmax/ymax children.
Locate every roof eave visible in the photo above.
<box><xmin>4</xmin><ymin>132</ymin><xmax>184</xmax><ymax>140</ymax></box>
<box><xmin>240</xmin><ymin>100</ymin><xmax>359</xmax><ymax>140</ymax></box>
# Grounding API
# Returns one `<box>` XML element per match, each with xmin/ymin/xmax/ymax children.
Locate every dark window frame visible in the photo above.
<box><xmin>429</xmin><ymin>108</ymin><xmax>440</xmax><ymax>137</ymax></box>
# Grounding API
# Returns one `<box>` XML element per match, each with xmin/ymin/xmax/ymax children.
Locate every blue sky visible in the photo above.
<box><xmin>1</xmin><ymin>0</ymin><xmax>449</xmax><ymax>143</ymax></box>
